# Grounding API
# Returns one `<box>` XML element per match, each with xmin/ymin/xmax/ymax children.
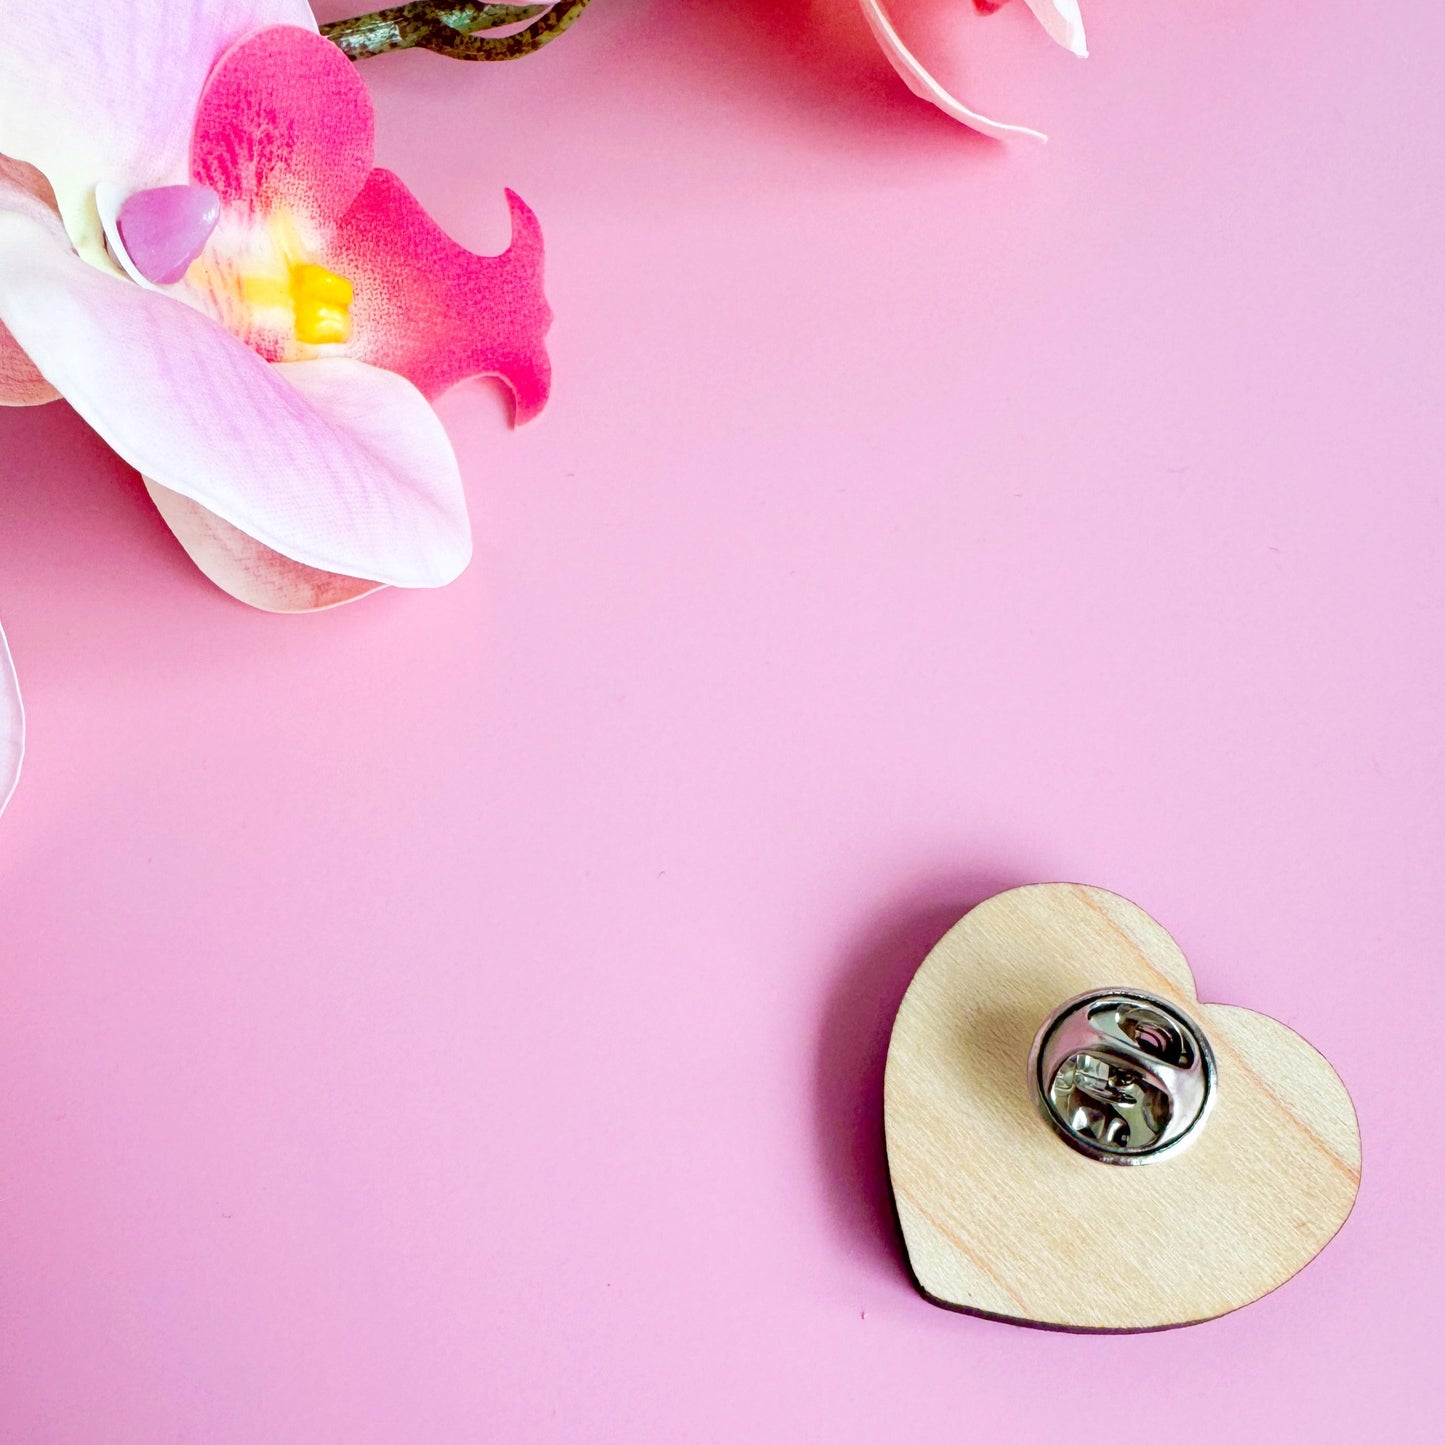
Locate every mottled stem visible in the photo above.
<box><xmin>322</xmin><ymin>0</ymin><xmax>595</xmax><ymax>62</ymax></box>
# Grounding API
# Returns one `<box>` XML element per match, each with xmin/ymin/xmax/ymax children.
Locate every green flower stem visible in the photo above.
<box><xmin>322</xmin><ymin>0</ymin><xmax>594</xmax><ymax>62</ymax></box>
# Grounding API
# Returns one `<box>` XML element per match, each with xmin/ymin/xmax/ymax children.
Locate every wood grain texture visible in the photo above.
<box><xmin>883</xmin><ymin>884</ymin><xmax>1360</xmax><ymax>1331</ymax></box>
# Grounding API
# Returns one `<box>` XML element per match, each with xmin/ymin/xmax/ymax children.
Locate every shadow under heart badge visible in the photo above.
<box><xmin>882</xmin><ymin>884</ymin><xmax>1361</xmax><ymax>1331</ymax></box>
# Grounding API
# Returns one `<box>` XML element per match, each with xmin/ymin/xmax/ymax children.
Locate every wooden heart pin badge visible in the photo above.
<box><xmin>883</xmin><ymin>884</ymin><xmax>1361</xmax><ymax>1331</ymax></box>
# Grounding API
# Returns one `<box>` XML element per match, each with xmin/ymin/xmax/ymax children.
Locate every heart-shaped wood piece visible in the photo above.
<box><xmin>884</xmin><ymin>884</ymin><xmax>1360</xmax><ymax>1331</ymax></box>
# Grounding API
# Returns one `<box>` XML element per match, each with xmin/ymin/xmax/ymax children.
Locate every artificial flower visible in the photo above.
<box><xmin>0</xmin><ymin>1</ymin><xmax>551</xmax><ymax>615</ymax></box>
<box><xmin>859</xmin><ymin>0</ymin><xmax>1088</xmax><ymax>141</ymax></box>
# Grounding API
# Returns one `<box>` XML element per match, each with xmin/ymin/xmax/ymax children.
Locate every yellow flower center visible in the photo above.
<box><xmin>187</xmin><ymin>211</ymin><xmax>354</xmax><ymax>355</ymax></box>
<box><xmin>290</xmin><ymin>262</ymin><xmax>353</xmax><ymax>346</ymax></box>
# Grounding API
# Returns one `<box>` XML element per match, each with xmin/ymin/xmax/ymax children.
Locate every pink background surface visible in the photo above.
<box><xmin>2</xmin><ymin>1</ymin><xmax>1442</xmax><ymax>1438</ymax></box>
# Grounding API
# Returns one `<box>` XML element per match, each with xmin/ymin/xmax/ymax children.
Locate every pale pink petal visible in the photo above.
<box><xmin>857</xmin><ymin>0</ymin><xmax>1047</xmax><ymax>142</ymax></box>
<box><xmin>192</xmin><ymin>26</ymin><xmax>374</xmax><ymax>230</ymax></box>
<box><xmin>0</xmin><ymin>319</ymin><xmax>57</xmax><ymax>408</ymax></box>
<box><xmin>0</xmin><ymin>156</ymin><xmax>62</xmax><ymax>404</ymax></box>
<box><xmin>0</xmin><ymin>154</ymin><xmax>61</xmax><ymax>223</ymax></box>
<box><xmin>0</xmin><ymin>617</ymin><xmax>22</xmax><ymax>817</ymax></box>
<box><xmin>327</xmin><ymin>174</ymin><xmax>552</xmax><ymax>417</ymax></box>
<box><xmin>145</xmin><ymin>481</ymin><xmax>386</xmax><ymax>613</ymax></box>
<box><xmin>0</xmin><ymin>1</ymin><xmax>317</xmax><ymax>261</ymax></box>
<box><xmin>1022</xmin><ymin>0</ymin><xmax>1088</xmax><ymax>58</ymax></box>
<box><xmin>0</xmin><ymin>207</ymin><xmax>470</xmax><ymax>589</ymax></box>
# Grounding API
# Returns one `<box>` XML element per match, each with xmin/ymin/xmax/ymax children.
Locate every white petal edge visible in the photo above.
<box><xmin>0</xmin><ymin>0</ymin><xmax>318</xmax><ymax>263</ymax></box>
<box><xmin>144</xmin><ymin>481</ymin><xmax>388</xmax><ymax>613</ymax></box>
<box><xmin>0</xmin><ymin>617</ymin><xmax>23</xmax><ymax>818</ymax></box>
<box><xmin>95</xmin><ymin>182</ymin><xmax>164</xmax><ymax>292</ymax></box>
<box><xmin>857</xmin><ymin>0</ymin><xmax>1048</xmax><ymax>143</ymax></box>
<box><xmin>1022</xmin><ymin>0</ymin><xmax>1089</xmax><ymax>59</ymax></box>
<box><xmin>0</xmin><ymin>206</ymin><xmax>472</xmax><ymax>589</ymax></box>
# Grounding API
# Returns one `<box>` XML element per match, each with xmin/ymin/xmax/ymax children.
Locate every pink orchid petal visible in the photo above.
<box><xmin>0</xmin><ymin>2</ymin><xmax>317</xmax><ymax>262</ymax></box>
<box><xmin>0</xmin><ymin>318</ymin><xmax>56</xmax><ymax>407</ymax></box>
<box><xmin>0</xmin><ymin>154</ymin><xmax>60</xmax><ymax>224</ymax></box>
<box><xmin>0</xmin><ymin>207</ymin><xmax>471</xmax><ymax>589</ymax></box>
<box><xmin>857</xmin><ymin>0</ymin><xmax>1047</xmax><ymax>142</ymax></box>
<box><xmin>0</xmin><ymin>157</ymin><xmax>62</xmax><ymax>405</ymax></box>
<box><xmin>0</xmin><ymin>616</ymin><xmax>22</xmax><ymax>817</ymax></box>
<box><xmin>327</xmin><ymin>173</ymin><xmax>552</xmax><ymax>417</ymax></box>
<box><xmin>145</xmin><ymin>481</ymin><xmax>386</xmax><ymax>612</ymax></box>
<box><xmin>1022</xmin><ymin>0</ymin><xmax>1088</xmax><ymax>58</ymax></box>
<box><xmin>192</xmin><ymin>25</ymin><xmax>374</xmax><ymax>230</ymax></box>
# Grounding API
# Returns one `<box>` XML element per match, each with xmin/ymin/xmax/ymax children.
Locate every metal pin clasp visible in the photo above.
<box><xmin>1028</xmin><ymin>989</ymin><xmax>1216</xmax><ymax>1165</ymax></box>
